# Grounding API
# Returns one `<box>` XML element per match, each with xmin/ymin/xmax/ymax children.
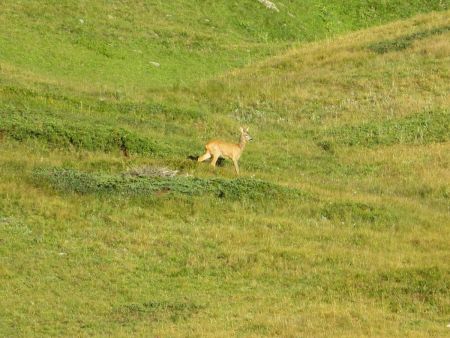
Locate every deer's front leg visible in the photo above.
<box><xmin>198</xmin><ymin>152</ymin><xmax>211</xmax><ymax>162</ymax></box>
<box><xmin>233</xmin><ymin>159</ymin><xmax>240</xmax><ymax>175</ymax></box>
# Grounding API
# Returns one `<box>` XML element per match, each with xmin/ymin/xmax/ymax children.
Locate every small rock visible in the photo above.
<box><xmin>0</xmin><ymin>217</ymin><xmax>12</xmax><ymax>224</ymax></box>
<box><xmin>257</xmin><ymin>0</ymin><xmax>279</xmax><ymax>12</ymax></box>
<box><xmin>149</xmin><ymin>61</ymin><xmax>160</xmax><ymax>67</ymax></box>
<box><xmin>79</xmin><ymin>18</ymin><xmax>84</xmax><ymax>24</ymax></box>
<box><xmin>125</xmin><ymin>166</ymin><xmax>178</xmax><ymax>178</ymax></box>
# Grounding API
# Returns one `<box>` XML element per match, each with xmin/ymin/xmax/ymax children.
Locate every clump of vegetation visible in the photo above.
<box><xmin>368</xmin><ymin>25</ymin><xmax>450</xmax><ymax>53</ymax></box>
<box><xmin>31</xmin><ymin>167</ymin><xmax>305</xmax><ymax>201</ymax></box>
<box><xmin>1</xmin><ymin>115</ymin><xmax>163</xmax><ymax>155</ymax></box>
<box><xmin>320</xmin><ymin>201</ymin><xmax>399</xmax><ymax>227</ymax></box>
<box><xmin>316</xmin><ymin>140</ymin><xmax>334</xmax><ymax>153</ymax></box>
<box><xmin>113</xmin><ymin>301</ymin><xmax>205</xmax><ymax>324</ymax></box>
<box><xmin>318</xmin><ymin>110</ymin><xmax>449</xmax><ymax>147</ymax></box>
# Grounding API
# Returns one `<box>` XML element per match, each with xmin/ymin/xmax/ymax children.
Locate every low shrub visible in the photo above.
<box><xmin>31</xmin><ymin>167</ymin><xmax>306</xmax><ymax>201</ymax></box>
<box><xmin>1</xmin><ymin>115</ymin><xmax>162</xmax><ymax>155</ymax></box>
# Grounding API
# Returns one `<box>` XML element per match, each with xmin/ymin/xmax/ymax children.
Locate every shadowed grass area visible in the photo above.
<box><xmin>368</xmin><ymin>24</ymin><xmax>450</xmax><ymax>53</ymax></box>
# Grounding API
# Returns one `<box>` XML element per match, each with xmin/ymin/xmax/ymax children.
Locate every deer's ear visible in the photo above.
<box><xmin>245</xmin><ymin>127</ymin><xmax>249</xmax><ymax>132</ymax></box>
<box><xmin>240</xmin><ymin>127</ymin><xmax>244</xmax><ymax>133</ymax></box>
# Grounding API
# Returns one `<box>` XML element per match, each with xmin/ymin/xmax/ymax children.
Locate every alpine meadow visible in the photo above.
<box><xmin>0</xmin><ymin>1</ymin><xmax>449</xmax><ymax>337</ymax></box>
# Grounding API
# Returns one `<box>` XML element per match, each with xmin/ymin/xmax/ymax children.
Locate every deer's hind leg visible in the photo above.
<box><xmin>211</xmin><ymin>154</ymin><xmax>220</xmax><ymax>167</ymax></box>
<box><xmin>198</xmin><ymin>150</ymin><xmax>211</xmax><ymax>162</ymax></box>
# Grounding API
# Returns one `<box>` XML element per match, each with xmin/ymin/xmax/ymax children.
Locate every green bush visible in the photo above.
<box><xmin>1</xmin><ymin>115</ymin><xmax>162</xmax><ymax>155</ymax></box>
<box><xmin>31</xmin><ymin>167</ymin><xmax>306</xmax><ymax>201</ymax></box>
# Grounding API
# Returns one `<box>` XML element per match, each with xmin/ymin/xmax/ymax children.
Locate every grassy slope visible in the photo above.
<box><xmin>0</xmin><ymin>0</ymin><xmax>447</xmax><ymax>92</ymax></box>
<box><xmin>1</xmin><ymin>2</ymin><xmax>450</xmax><ymax>337</ymax></box>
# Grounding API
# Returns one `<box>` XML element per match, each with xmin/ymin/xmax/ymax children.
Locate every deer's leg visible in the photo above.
<box><xmin>211</xmin><ymin>154</ymin><xmax>219</xmax><ymax>167</ymax></box>
<box><xmin>233</xmin><ymin>159</ymin><xmax>240</xmax><ymax>175</ymax></box>
<box><xmin>198</xmin><ymin>151</ymin><xmax>211</xmax><ymax>162</ymax></box>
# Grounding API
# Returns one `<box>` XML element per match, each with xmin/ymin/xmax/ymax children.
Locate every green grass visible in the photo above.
<box><xmin>318</xmin><ymin>109</ymin><xmax>449</xmax><ymax>147</ymax></box>
<box><xmin>1</xmin><ymin>2</ymin><xmax>450</xmax><ymax>337</ymax></box>
<box><xmin>0</xmin><ymin>0</ymin><xmax>447</xmax><ymax>92</ymax></box>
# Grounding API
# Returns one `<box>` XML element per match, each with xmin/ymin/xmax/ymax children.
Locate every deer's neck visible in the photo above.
<box><xmin>239</xmin><ymin>134</ymin><xmax>247</xmax><ymax>151</ymax></box>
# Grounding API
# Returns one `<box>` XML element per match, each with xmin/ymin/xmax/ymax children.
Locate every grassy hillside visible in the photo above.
<box><xmin>1</xmin><ymin>2</ymin><xmax>450</xmax><ymax>337</ymax></box>
<box><xmin>0</xmin><ymin>0</ymin><xmax>447</xmax><ymax>92</ymax></box>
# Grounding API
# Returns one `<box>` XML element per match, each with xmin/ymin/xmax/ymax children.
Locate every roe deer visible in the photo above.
<box><xmin>198</xmin><ymin>127</ymin><xmax>253</xmax><ymax>175</ymax></box>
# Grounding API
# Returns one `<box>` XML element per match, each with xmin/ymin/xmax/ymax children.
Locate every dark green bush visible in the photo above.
<box><xmin>1</xmin><ymin>115</ymin><xmax>162</xmax><ymax>155</ymax></box>
<box><xmin>31</xmin><ymin>167</ymin><xmax>306</xmax><ymax>201</ymax></box>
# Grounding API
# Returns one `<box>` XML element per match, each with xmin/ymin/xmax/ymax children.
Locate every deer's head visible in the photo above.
<box><xmin>240</xmin><ymin>127</ymin><xmax>253</xmax><ymax>142</ymax></box>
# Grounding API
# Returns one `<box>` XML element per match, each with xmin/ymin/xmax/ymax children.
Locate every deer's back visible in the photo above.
<box><xmin>206</xmin><ymin>140</ymin><xmax>240</xmax><ymax>159</ymax></box>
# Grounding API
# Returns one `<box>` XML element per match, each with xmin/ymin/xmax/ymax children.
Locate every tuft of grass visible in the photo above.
<box><xmin>320</xmin><ymin>201</ymin><xmax>399</xmax><ymax>227</ymax></box>
<box><xmin>113</xmin><ymin>301</ymin><xmax>205</xmax><ymax>324</ymax></box>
